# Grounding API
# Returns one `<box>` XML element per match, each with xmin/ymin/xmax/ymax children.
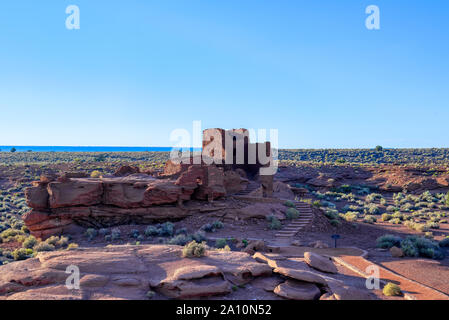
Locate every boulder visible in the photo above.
<box><xmin>144</xmin><ymin>180</ymin><xmax>184</xmax><ymax>205</ymax></box>
<box><xmin>25</xmin><ymin>184</ymin><xmax>49</xmax><ymax>210</ymax></box>
<box><xmin>243</xmin><ymin>240</ymin><xmax>268</xmax><ymax>255</ymax></box>
<box><xmin>326</xmin><ymin>279</ymin><xmax>375</xmax><ymax>300</ymax></box>
<box><xmin>113</xmin><ymin>165</ymin><xmax>140</xmax><ymax>177</ymax></box>
<box><xmin>390</xmin><ymin>246</ymin><xmax>404</xmax><ymax>258</ymax></box>
<box><xmin>304</xmin><ymin>252</ymin><xmax>338</xmax><ymax>274</ymax></box>
<box><xmin>273</xmin><ymin>280</ymin><xmax>321</xmax><ymax>300</ymax></box>
<box><xmin>273</xmin><ymin>267</ymin><xmax>327</xmax><ymax>285</ymax></box>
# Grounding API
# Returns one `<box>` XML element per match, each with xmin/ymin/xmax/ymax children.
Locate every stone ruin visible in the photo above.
<box><xmin>23</xmin><ymin>128</ymin><xmax>275</xmax><ymax>239</ymax></box>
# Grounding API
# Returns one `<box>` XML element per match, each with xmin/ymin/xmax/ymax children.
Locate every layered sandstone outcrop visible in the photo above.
<box><xmin>23</xmin><ymin>169</ymin><xmax>227</xmax><ymax>239</ymax></box>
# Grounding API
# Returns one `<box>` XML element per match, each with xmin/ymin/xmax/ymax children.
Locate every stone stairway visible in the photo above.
<box><xmin>235</xmin><ymin>182</ymin><xmax>261</xmax><ymax>196</ymax></box>
<box><xmin>274</xmin><ymin>201</ymin><xmax>314</xmax><ymax>242</ymax></box>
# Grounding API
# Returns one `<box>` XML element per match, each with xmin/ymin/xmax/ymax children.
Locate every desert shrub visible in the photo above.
<box><xmin>312</xmin><ymin>200</ymin><xmax>321</xmax><ymax>207</ymax></box>
<box><xmin>111</xmin><ymin>228</ymin><xmax>121</xmax><ymax>241</ymax></box>
<box><xmin>383</xmin><ymin>283</ymin><xmax>402</xmax><ymax>296</ymax></box>
<box><xmin>284</xmin><ymin>200</ymin><xmax>296</xmax><ymax>208</ymax></box>
<box><xmin>405</xmin><ymin>221</ymin><xmax>429</xmax><ymax>233</ymax></box>
<box><xmin>1</xmin><ymin>229</ymin><xmax>19</xmax><ymax>239</ymax></box>
<box><xmin>400</xmin><ymin>238</ymin><xmax>419</xmax><ymax>257</ymax></box>
<box><xmin>215</xmin><ymin>238</ymin><xmax>227</xmax><ymax>249</ymax></box>
<box><xmin>175</xmin><ymin>227</ymin><xmax>188</xmax><ymax>235</ymax></box>
<box><xmin>376</xmin><ymin>234</ymin><xmax>401</xmax><ymax>249</ymax></box>
<box><xmin>67</xmin><ymin>243</ymin><xmax>79</xmax><ymax>250</ymax></box>
<box><xmin>389</xmin><ymin>218</ymin><xmax>402</xmax><ymax>225</ymax></box>
<box><xmin>366</xmin><ymin>193</ymin><xmax>382</xmax><ymax>203</ymax></box>
<box><xmin>401</xmin><ymin>236</ymin><xmax>445</xmax><ymax>260</ymax></box>
<box><xmin>217</xmin><ymin>245</ymin><xmax>231</xmax><ymax>252</ymax></box>
<box><xmin>330</xmin><ymin>219</ymin><xmax>341</xmax><ymax>227</ymax></box>
<box><xmin>57</xmin><ymin>236</ymin><xmax>69</xmax><ymax>247</ymax></box>
<box><xmin>201</xmin><ymin>220</ymin><xmax>224</xmax><ymax>233</ymax></box>
<box><xmin>45</xmin><ymin>236</ymin><xmax>60</xmax><ymax>246</ymax></box>
<box><xmin>285</xmin><ymin>208</ymin><xmax>299</xmax><ymax>220</ymax></box>
<box><xmin>366</xmin><ymin>204</ymin><xmax>380</xmax><ymax>215</ymax></box>
<box><xmin>144</xmin><ymin>226</ymin><xmax>159</xmax><ymax>237</ymax></box>
<box><xmin>386</xmin><ymin>206</ymin><xmax>398</xmax><ymax>212</ymax></box>
<box><xmin>321</xmin><ymin>200</ymin><xmax>336</xmax><ymax>208</ymax></box>
<box><xmin>363</xmin><ymin>215</ymin><xmax>376</xmax><ymax>224</ymax></box>
<box><xmin>146</xmin><ymin>290</ymin><xmax>156</xmax><ymax>299</ymax></box>
<box><xmin>90</xmin><ymin>170</ymin><xmax>102</xmax><ymax>178</ymax></box>
<box><xmin>33</xmin><ymin>242</ymin><xmax>55</xmax><ymax>252</ymax></box>
<box><xmin>342</xmin><ymin>212</ymin><xmax>358</xmax><ymax>222</ymax></box>
<box><xmin>381</xmin><ymin>213</ymin><xmax>392</xmax><ymax>222</ymax></box>
<box><xmin>182</xmin><ymin>241</ymin><xmax>207</xmax><ymax>258</ymax></box>
<box><xmin>439</xmin><ymin>237</ymin><xmax>449</xmax><ymax>247</ymax></box>
<box><xmin>426</xmin><ymin>222</ymin><xmax>439</xmax><ymax>229</ymax></box>
<box><xmin>129</xmin><ymin>229</ymin><xmax>140</xmax><ymax>238</ymax></box>
<box><xmin>12</xmin><ymin>248</ymin><xmax>33</xmax><ymax>261</ymax></box>
<box><xmin>85</xmin><ymin>228</ymin><xmax>98</xmax><ymax>241</ymax></box>
<box><xmin>212</xmin><ymin>220</ymin><xmax>224</xmax><ymax>230</ymax></box>
<box><xmin>22</xmin><ymin>235</ymin><xmax>37</xmax><ymax>249</ymax></box>
<box><xmin>158</xmin><ymin>222</ymin><xmax>174</xmax><ymax>236</ymax></box>
<box><xmin>191</xmin><ymin>231</ymin><xmax>206</xmax><ymax>243</ymax></box>
<box><xmin>166</xmin><ymin>234</ymin><xmax>191</xmax><ymax>246</ymax></box>
<box><xmin>267</xmin><ymin>216</ymin><xmax>282</xmax><ymax>230</ymax></box>
<box><xmin>324</xmin><ymin>208</ymin><xmax>339</xmax><ymax>220</ymax></box>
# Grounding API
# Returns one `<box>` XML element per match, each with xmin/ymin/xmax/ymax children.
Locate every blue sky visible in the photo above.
<box><xmin>0</xmin><ymin>0</ymin><xmax>448</xmax><ymax>148</ymax></box>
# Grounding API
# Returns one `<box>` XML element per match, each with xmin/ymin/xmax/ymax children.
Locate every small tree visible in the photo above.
<box><xmin>10</xmin><ymin>147</ymin><xmax>16</xmax><ymax>153</ymax></box>
<box><xmin>375</xmin><ymin>145</ymin><xmax>383</xmax><ymax>152</ymax></box>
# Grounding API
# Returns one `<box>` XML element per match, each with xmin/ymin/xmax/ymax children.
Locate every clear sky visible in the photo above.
<box><xmin>1</xmin><ymin>0</ymin><xmax>448</xmax><ymax>148</ymax></box>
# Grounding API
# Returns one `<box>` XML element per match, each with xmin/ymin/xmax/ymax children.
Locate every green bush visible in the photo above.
<box><xmin>285</xmin><ymin>208</ymin><xmax>300</xmax><ymax>220</ymax></box>
<box><xmin>33</xmin><ymin>242</ymin><xmax>55</xmax><ymax>252</ymax></box>
<box><xmin>182</xmin><ymin>241</ymin><xmax>207</xmax><ymax>258</ymax></box>
<box><xmin>383</xmin><ymin>283</ymin><xmax>401</xmax><ymax>296</ymax></box>
<box><xmin>400</xmin><ymin>238</ymin><xmax>419</xmax><ymax>257</ymax></box>
<box><xmin>215</xmin><ymin>238</ymin><xmax>227</xmax><ymax>249</ymax></box>
<box><xmin>166</xmin><ymin>234</ymin><xmax>192</xmax><ymax>246</ymax></box>
<box><xmin>363</xmin><ymin>215</ymin><xmax>376</xmax><ymax>224</ymax></box>
<box><xmin>284</xmin><ymin>200</ymin><xmax>296</xmax><ymax>208</ymax></box>
<box><xmin>12</xmin><ymin>248</ymin><xmax>33</xmax><ymax>261</ymax></box>
<box><xmin>342</xmin><ymin>211</ymin><xmax>358</xmax><ymax>222</ymax></box>
<box><xmin>376</xmin><ymin>234</ymin><xmax>401</xmax><ymax>249</ymax></box>
<box><xmin>439</xmin><ymin>237</ymin><xmax>449</xmax><ymax>248</ymax></box>
<box><xmin>144</xmin><ymin>226</ymin><xmax>159</xmax><ymax>237</ymax></box>
<box><xmin>90</xmin><ymin>170</ymin><xmax>102</xmax><ymax>178</ymax></box>
<box><xmin>267</xmin><ymin>216</ymin><xmax>282</xmax><ymax>230</ymax></box>
<box><xmin>85</xmin><ymin>228</ymin><xmax>98</xmax><ymax>241</ymax></box>
<box><xmin>401</xmin><ymin>236</ymin><xmax>445</xmax><ymax>260</ymax></box>
<box><xmin>330</xmin><ymin>219</ymin><xmax>341</xmax><ymax>227</ymax></box>
<box><xmin>22</xmin><ymin>235</ymin><xmax>37</xmax><ymax>249</ymax></box>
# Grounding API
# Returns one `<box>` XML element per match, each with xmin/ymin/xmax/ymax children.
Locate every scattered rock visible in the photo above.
<box><xmin>273</xmin><ymin>267</ymin><xmax>327</xmax><ymax>285</ymax></box>
<box><xmin>274</xmin><ymin>280</ymin><xmax>321</xmax><ymax>300</ymax></box>
<box><xmin>242</xmin><ymin>240</ymin><xmax>268</xmax><ymax>255</ymax></box>
<box><xmin>308</xmin><ymin>240</ymin><xmax>330</xmax><ymax>249</ymax></box>
<box><xmin>304</xmin><ymin>252</ymin><xmax>338</xmax><ymax>274</ymax></box>
<box><xmin>390</xmin><ymin>246</ymin><xmax>404</xmax><ymax>258</ymax></box>
<box><xmin>291</xmin><ymin>240</ymin><xmax>304</xmax><ymax>247</ymax></box>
